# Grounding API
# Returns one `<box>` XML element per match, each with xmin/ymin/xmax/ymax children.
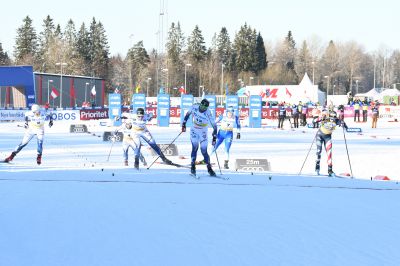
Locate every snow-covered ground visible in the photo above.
<box><xmin>1</xmin><ymin>118</ymin><xmax>399</xmax><ymax>266</ymax></box>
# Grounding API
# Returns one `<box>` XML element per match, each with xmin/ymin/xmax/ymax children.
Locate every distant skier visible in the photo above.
<box><xmin>116</xmin><ymin>108</ymin><xmax>172</xmax><ymax>169</ymax></box>
<box><xmin>182</xmin><ymin>99</ymin><xmax>218</xmax><ymax>176</ymax></box>
<box><xmin>314</xmin><ymin>110</ymin><xmax>348</xmax><ymax>176</ymax></box>
<box><xmin>211</xmin><ymin>106</ymin><xmax>241</xmax><ymax>169</ymax></box>
<box><xmin>371</xmin><ymin>102</ymin><xmax>379</xmax><ymax>128</ymax></box>
<box><xmin>291</xmin><ymin>103</ymin><xmax>299</xmax><ymax>128</ymax></box>
<box><xmin>277</xmin><ymin>103</ymin><xmax>287</xmax><ymax>129</ymax></box>
<box><xmin>4</xmin><ymin>104</ymin><xmax>53</xmax><ymax>165</ymax></box>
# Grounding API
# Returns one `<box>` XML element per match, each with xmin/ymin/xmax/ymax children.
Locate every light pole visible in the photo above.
<box><xmin>84</xmin><ymin>82</ymin><xmax>89</xmax><ymax>102</ymax></box>
<box><xmin>47</xmin><ymin>79</ymin><xmax>53</xmax><ymax>103</ymax></box>
<box><xmin>324</xmin><ymin>75</ymin><xmax>330</xmax><ymax>103</ymax></box>
<box><xmin>185</xmin><ymin>63</ymin><xmax>191</xmax><ymax>94</ymax></box>
<box><xmin>249</xmin><ymin>76</ymin><xmax>254</xmax><ymax>86</ymax></box>
<box><xmin>56</xmin><ymin>62</ymin><xmax>67</xmax><ymax>108</ymax></box>
<box><xmin>146</xmin><ymin>77</ymin><xmax>152</xmax><ymax>97</ymax></box>
<box><xmin>221</xmin><ymin>64</ymin><xmax>224</xmax><ymax>95</ymax></box>
<box><xmin>312</xmin><ymin>61</ymin><xmax>315</xmax><ymax>85</ymax></box>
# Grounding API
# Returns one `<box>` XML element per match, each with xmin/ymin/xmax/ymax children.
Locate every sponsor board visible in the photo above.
<box><xmin>346</xmin><ymin>127</ymin><xmax>362</xmax><ymax>133</ymax></box>
<box><xmin>70</xmin><ymin>124</ymin><xmax>88</xmax><ymax>133</ymax></box>
<box><xmin>80</xmin><ymin>109</ymin><xmax>109</xmax><ymax>120</ymax></box>
<box><xmin>235</xmin><ymin>158</ymin><xmax>270</xmax><ymax>172</ymax></box>
<box><xmin>103</xmin><ymin>131</ymin><xmax>123</xmax><ymax>142</ymax></box>
<box><xmin>150</xmin><ymin>144</ymin><xmax>178</xmax><ymax>156</ymax></box>
<box><xmin>0</xmin><ymin>109</ymin><xmax>26</xmax><ymax>121</ymax></box>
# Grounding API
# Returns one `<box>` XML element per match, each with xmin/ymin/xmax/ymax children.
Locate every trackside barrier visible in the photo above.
<box><xmin>235</xmin><ymin>159</ymin><xmax>270</xmax><ymax>172</ymax></box>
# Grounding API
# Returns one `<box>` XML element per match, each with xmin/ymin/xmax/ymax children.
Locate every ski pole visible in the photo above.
<box><xmin>213</xmin><ymin>145</ymin><xmax>222</xmax><ymax>175</ymax></box>
<box><xmin>106</xmin><ymin>137</ymin><xmax>116</xmax><ymax>162</ymax></box>
<box><xmin>298</xmin><ymin>130</ymin><xmax>318</xmax><ymax>175</ymax></box>
<box><xmin>342</xmin><ymin>126</ymin><xmax>354</xmax><ymax>178</ymax></box>
<box><xmin>147</xmin><ymin>131</ymin><xmax>183</xmax><ymax>170</ymax></box>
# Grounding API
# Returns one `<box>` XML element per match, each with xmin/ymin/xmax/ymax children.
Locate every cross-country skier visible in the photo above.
<box><xmin>210</xmin><ymin>106</ymin><xmax>241</xmax><ymax>169</ymax></box>
<box><xmin>291</xmin><ymin>103</ymin><xmax>299</xmax><ymax>128</ymax></box>
<box><xmin>278</xmin><ymin>103</ymin><xmax>287</xmax><ymax>128</ymax></box>
<box><xmin>4</xmin><ymin>104</ymin><xmax>54</xmax><ymax>165</ymax></box>
<box><xmin>181</xmin><ymin>99</ymin><xmax>218</xmax><ymax>176</ymax></box>
<box><xmin>116</xmin><ymin>108</ymin><xmax>172</xmax><ymax>169</ymax></box>
<box><xmin>314</xmin><ymin>110</ymin><xmax>348</xmax><ymax>176</ymax></box>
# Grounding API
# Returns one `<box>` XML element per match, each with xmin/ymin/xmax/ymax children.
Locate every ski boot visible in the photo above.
<box><xmin>36</xmin><ymin>154</ymin><xmax>42</xmax><ymax>165</ymax></box>
<box><xmin>315</xmin><ymin>163</ymin><xmax>320</xmax><ymax>175</ymax></box>
<box><xmin>224</xmin><ymin>160</ymin><xmax>229</xmax><ymax>169</ymax></box>
<box><xmin>124</xmin><ymin>160</ymin><xmax>128</xmax><ymax>166</ymax></box>
<box><xmin>190</xmin><ymin>162</ymin><xmax>196</xmax><ymax>175</ymax></box>
<box><xmin>160</xmin><ymin>153</ymin><xmax>172</xmax><ymax>165</ymax></box>
<box><xmin>134</xmin><ymin>157</ymin><xmax>139</xmax><ymax>170</ymax></box>
<box><xmin>4</xmin><ymin>152</ymin><xmax>16</xmax><ymax>162</ymax></box>
<box><xmin>207</xmin><ymin>164</ymin><xmax>216</xmax><ymax>177</ymax></box>
<box><xmin>328</xmin><ymin>166</ymin><xmax>335</xmax><ymax>177</ymax></box>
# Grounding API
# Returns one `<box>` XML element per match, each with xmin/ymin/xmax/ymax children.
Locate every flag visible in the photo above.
<box><xmin>50</xmin><ymin>87</ymin><xmax>59</xmax><ymax>99</ymax></box>
<box><xmin>135</xmin><ymin>84</ymin><xmax>141</xmax><ymax>94</ymax></box>
<box><xmin>179</xmin><ymin>86</ymin><xmax>186</xmax><ymax>94</ymax></box>
<box><xmin>70</xmin><ymin>84</ymin><xmax>76</xmax><ymax>99</ymax></box>
<box><xmin>286</xmin><ymin>87</ymin><xmax>292</xmax><ymax>98</ymax></box>
<box><xmin>91</xmin><ymin>85</ymin><xmax>96</xmax><ymax>96</ymax></box>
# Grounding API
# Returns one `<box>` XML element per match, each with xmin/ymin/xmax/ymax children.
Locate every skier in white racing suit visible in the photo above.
<box><xmin>210</xmin><ymin>106</ymin><xmax>241</xmax><ymax>169</ymax></box>
<box><xmin>4</xmin><ymin>104</ymin><xmax>53</xmax><ymax>165</ymax></box>
<box><xmin>182</xmin><ymin>99</ymin><xmax>218</xmax><ymax>176</ymax></box>
<box><xmin>116</xmin><ymin>108</ymin><xmax>172</xmax><ymax>169</ymax></box>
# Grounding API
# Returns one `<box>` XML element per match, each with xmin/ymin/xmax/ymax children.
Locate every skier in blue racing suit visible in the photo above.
<box><xmin>211</xmin><ymin>106</ymin><xmax>241</xmax><ymax>169</ymax></box>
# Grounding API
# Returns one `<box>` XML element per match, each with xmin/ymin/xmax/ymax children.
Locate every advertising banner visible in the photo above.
<box><xmin>249</xmin><ymin>95</ymin><xmax>262</xmax><ymax>128</ymax></box>
<box><xmin>180</xmin><ymin>94</ymin><xmax>193</xmax><ymax>127</ymax></box>
<box><xmin>109</xmin><ymin>93</ymin><xmax>122</xmax><ymax>126</ymax></box>
<box><xmin>157</xmin><ymin>94</ymin><xmax>170</xmax><ymax>127</ymax></box>
<box><xmin>132</xmin><ymin>93</ymin><xmax>146</xmax><ymax>112</ymax></box>
<box><xmin>204</xmin><ymin>95</ymin><xmax>216</xmax><ymax>120</ymax></box>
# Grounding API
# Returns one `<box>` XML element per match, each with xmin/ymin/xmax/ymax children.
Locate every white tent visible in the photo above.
<box><xmin>240</xmin><ymin>73</ymin><xmax>325</xmax><ymax>104</ymax></box>
<box><xmin>375</xmin><ymin>88</ymin><xmax>400</xmax><ymax>102</ymax></box>
<box><xmin>355</xmin><ymin>88</ymin><xmax>380</xmax><ymax>99</ymax></box>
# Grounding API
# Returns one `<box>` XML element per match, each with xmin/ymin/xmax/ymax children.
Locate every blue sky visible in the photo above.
<box><xmin>1</xmin><ymin>0</ymin><xmax>399</xmax><ymax>57</ymax></box>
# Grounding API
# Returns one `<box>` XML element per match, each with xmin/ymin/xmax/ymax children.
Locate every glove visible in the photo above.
<box><xmin>49</xmin><ymin>120</ymin><xmax>53</xmax><ymax>128</ymax></box>
<box><xmin>182</xmin><ymin>122</ymin><xmax>186</xmax><ymax>132</ymax></box>
<box><xmin>237</xmin><ymin>132</ymin><xmax>241</xmax><ymax>139</ymax></box>
<box><xmin>24</xmin><ymin>122</ymin><xmax>28</xmax><ymax>129</ymax></box>
<box><xmin>212</xmin><ymin>135</ymin><xmax>217</xmax><ymax>146</ymax></box>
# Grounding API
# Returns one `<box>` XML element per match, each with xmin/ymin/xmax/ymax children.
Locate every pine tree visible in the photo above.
<box><xmin>255</xmin><ymin>32</ymin><xmax>267</xmax><ymax>74</ymax></box>
<box><xmin>77</xmin><ymin>22</ymin><xmax>91</xmax><ymax>75</ymax></box>
<box><xmin>233</xmin><ymin>23</ymin><xmax>257</xmax><ymax>73</ymax></box>
<box><xmin>37</xmin><ymin>15</ymin><xmax>55</xmax><ymax>71</ymax></box>
<box><xmin>166</xmin><ymin>22</ymin><xmax>185</xmax><ymax>88</ymax></box>
<box><xmin>187</xmin><ymin>25</ymin><xmax>207</xmax><ymax>64</ymax></box>
<box><xmin>296</xmin><ymin>40</ymin><xmax>312</xmax><ymax>78</ymax></box>
<box><xmin>0</xmin><ymin>42</ymin><xmax>11</xmax><ymax>65</ymax></box>
<box><xmin>216</xmin><ymin>27</ymin><xmax>232</xmax><ymax>67</ymax></box>
<box><xmin>14</xmin><ymin>16</ymin><xmax>38</xmax><ymax>65</ymax></box>
<box><xmin>127</xmin><ymin>41</ymin><xmax>150</xmax><ymax>90</ymax></box>
<box><xmin>63</xmin><ymin>19</ymin><xmax>84</xmax><ymax>75</ymax></box>
<box><xmin>89</xmin><ymin>18</ymin><xmax>110</xmax><ymax>78</ymax></box>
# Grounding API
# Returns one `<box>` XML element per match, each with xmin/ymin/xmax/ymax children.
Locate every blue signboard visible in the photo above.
<box><xmin>132</xmin><ymin>93</ymin><xmax>146</xmax><ymax>113</ymax></box>
<box><xmin>249</xmin><ymin>95</ymin><xmax>262</xmax><ymax>128</ymax></box>
<box><xmin>108</xmin><ymin>93</ymin><xmax>122</xmax><ymax>126</ymax></box>
<box><xmin>0</xmin><ymin>66</ymin><xmax>36</xmax><ymax>108</ymax></box>
<box><xmin>180</xmin><ymin>94</ymin><xmax>193</xmax><ymax>127</ymax></box>
<box><xmin>157</xmin><ymin>94</ymin><xmax>170</xmax><ymax>127</ymax></box>
<box><xmin>205</xmin><ymin>95</ymin><xmax>216</xmax><ymax>127</ymax></box>
<box><xmin>226</xmin><ymin>95</ymin><xmax>239</xmax><ymax>113</ymax></box>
